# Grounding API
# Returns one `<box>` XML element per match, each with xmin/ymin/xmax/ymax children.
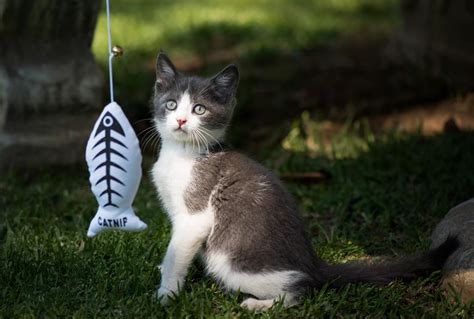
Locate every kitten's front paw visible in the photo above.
<box><xmin>156</xmin><ymin>286</ymin><xmax>175</xmax><ymax>306</ymax></box>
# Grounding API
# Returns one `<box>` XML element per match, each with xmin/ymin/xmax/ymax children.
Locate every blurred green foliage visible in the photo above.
<box><xmin>92</xmin><ymin>0</ymin><xmax>399</xmax><ymax>113</ymax></box>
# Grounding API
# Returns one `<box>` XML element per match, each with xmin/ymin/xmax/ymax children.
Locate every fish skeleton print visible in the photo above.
<box><xmin>93</xmin><ymin>111</ymin><xmax>126</xmax><ymax>207</ymax></box>
<box><xmin>85</xmin><ymin>102</ymin><xmax>147</xmax><ymax>237</ymax></box>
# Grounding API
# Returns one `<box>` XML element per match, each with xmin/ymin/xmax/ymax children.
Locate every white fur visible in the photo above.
<box><xmin>205</xmin><ymin>252</ymin><xmax>302</xmax><ymax>301</ymax></box>
<box><xmin>152</xmin><ymin>140</ymin><xmax>196</xmax><ymax>220</ymax></box>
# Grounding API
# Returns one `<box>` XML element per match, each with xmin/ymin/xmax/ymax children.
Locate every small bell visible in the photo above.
<box><xmin>112</xmin><ymin>45</ymin><xmax>124</xmax><ymax>57</ymax></box>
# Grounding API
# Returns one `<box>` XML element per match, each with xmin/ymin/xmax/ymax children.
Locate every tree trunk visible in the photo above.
<box><xmin>394</xmin><ymin>0</ymin><xmax>474</xmax><ymax>90</ymax></box>
<box><xmin>0</xmin><ymin>0</ymin><xmax>103</xmax><ymax>170</ymax></box>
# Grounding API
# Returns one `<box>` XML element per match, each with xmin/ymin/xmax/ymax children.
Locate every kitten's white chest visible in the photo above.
<box><xmin>152</xmin><ymin>144</ymin><xmax>196</xmax><ymax>218</ymax></box>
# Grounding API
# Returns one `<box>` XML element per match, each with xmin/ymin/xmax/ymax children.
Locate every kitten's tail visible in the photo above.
<box><xmin>317</xmin><ymin>236</ymin><xmax>459</xmax><ymax>288</ymax></box>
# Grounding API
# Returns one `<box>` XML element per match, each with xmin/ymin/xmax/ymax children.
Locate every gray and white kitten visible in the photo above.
<box><xmin>151</xmin><ymin>53</ymin><xmax>458</xmax><ymax>311</ymax></box>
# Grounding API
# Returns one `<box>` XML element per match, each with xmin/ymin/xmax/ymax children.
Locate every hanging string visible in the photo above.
<box><xmin>106</xmin><ymin>0</ymin><xmax>115</xmax><ymax>103</ymax></box>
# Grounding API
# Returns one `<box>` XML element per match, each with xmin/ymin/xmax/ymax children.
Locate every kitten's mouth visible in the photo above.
<box><xmin>170</xmin><ymin>127</ymin><xmax>192</xmax><ymax>143</ymax></box>
<box><xmin>172</xmin><ymin>127</ymin><xmax>189</xmax><ymax>138</ymax></box>
<box><xmin>174</xmin><ymin>127</ymin><xmax>188</xmax><ymax>134</ymax></box>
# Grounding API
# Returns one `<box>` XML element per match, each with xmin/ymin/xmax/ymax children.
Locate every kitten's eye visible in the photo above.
<box><xmin>165</xmin><ymin>100</ymin><xmax>177</xmax><ymax>111</ymax></box>
<box><xmin>193</xmin><ymin>104</ymin><xmax>206</xmax><ymax>115</ymax></box>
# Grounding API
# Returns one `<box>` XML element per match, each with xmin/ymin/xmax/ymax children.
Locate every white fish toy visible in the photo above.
<box><xmin>85</xmin><ymin>0</ymin><xmax>147</xmax><ymax>237</ymax></box>
<box><xmin>85</xmin><ymin>102</ymin><xmax>147</xmax><ymax>237</ymax></box>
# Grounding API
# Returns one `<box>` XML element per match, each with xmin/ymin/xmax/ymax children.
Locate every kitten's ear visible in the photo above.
<box><xmin>156</xmin><ymin>52</ymin><xmax>177</xmax><ymax>89</ymax></box>
<box><xmin>212</xmin><ymin>64</ymin><xmax>239</xmax><ymax>90</ymax></box>
<box><xmin>209</xmin><ymin>64</ymin><xmax>239</xmax><ymax>104</ymax></box>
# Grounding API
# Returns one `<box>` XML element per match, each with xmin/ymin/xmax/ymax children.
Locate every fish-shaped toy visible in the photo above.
<box><xmin>85</xmin><ymin>102</ymin><xmax>147</xmax><ymax>237</ymax></box>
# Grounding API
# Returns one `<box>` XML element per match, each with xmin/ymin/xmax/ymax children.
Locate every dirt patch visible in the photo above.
<box><xmin>370</xmin><ymin>94</ymin><xmax>474</xmax><ymax>134</ymax></box>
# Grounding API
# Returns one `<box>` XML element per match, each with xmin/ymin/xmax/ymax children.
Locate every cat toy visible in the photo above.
<box><xmin>85</xmin><ymin>0</ymin><xmax>147</xmax><ymax>237</ymax></box>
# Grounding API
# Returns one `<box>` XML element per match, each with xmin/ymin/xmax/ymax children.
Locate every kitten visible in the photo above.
<box><xmin>151</xmin><ymin>53</ymin><xmax>458</xmax><ymax>311</ymax></box>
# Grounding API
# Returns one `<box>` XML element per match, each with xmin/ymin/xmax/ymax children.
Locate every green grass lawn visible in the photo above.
<box><xmin>1</xmin><ymin>122</ymin><xmax>474</xmax><ymax>317</ymax></box>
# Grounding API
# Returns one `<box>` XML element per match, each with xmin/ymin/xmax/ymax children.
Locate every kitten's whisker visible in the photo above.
<box><xmin>142</xmin><ymin>128</ymin><xmax>157</xmax><ymax>144</ymax></box>
<box><xmin>139</xmin><ymin>129</ymin><xmax>155</xmax><ymax>146</ymax></box>
<box><xmin>197</xmin><ymin>131</ymin><xmax>208</xmax><ymax>154</ymax></box>
<box><xmin>203</xmin><ymin>133</ymin><xmax>210</xmax><ymax>154</ymax></box>
<box><xmin>194</xmin><ymin>130</ymin><xmax>202</xmax><ymax>153</ymax></box>
<box><xmin>142</xmin><ymin>130</ymin><xmax>159</xmax><ymax>151</ymax></box>
<box><xmin>193</xmin><ymin>129</ymin><xmax>204</xmax><ymax>153</ymax></box>
<box><xmin>138</xmin><ymin>125</ymin><xmax>156</xmax><ymax>137</ymax></box>
<box><xmin>141</xmin><ymin>134</ymin><xmax>153</xmax><ymax>151</ymax></box>
<box><xmin>199</xmin><ymin>127</ymin><xmax>224</xmax><ymax>151</ymax></box>
<box><xmin>196</xmin><ymin>128</ymin><xmax>213</xmax><ymax>153</ymax></box>
<box><xmin>195</xmin><ymin>129</ymin><xmax>210</xmax><ymax>154</ymax></box>
<box><xmin>191</xmin><ymin>131</ymin><xmax>197</xmax><ymax>152</ymax></box>
<box><xmin>138</xmin><ymin>125</ymin><xmax>155</xmax><ymax>134</ymax></box>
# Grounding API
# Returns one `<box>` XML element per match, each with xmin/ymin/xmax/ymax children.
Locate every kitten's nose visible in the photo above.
<box><xmin>176</xmin><ymin>118</ymin><xmax>187</xmax><ymax>127</ymax></box>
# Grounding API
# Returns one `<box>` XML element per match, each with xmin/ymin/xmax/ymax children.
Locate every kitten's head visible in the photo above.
<box><xmin>152</xmin><ymin>52</ymin><xmax>239</xmax><ymax>147</ymax></box>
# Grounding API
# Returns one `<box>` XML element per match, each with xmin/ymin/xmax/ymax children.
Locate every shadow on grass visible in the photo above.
<box><xmin>275</xmin><ymin>130</ymin><xmax>474</xmax><ymax>258</ymax></box>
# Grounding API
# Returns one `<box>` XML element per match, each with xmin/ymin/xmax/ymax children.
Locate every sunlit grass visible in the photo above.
<box><xmin>93</xmin><ymin>0</ymin><xmax>398</xmax><ymax>59</ymax></box>
<box><xmin>281</xmin><ymin>111</ymin><xmax>376</xmax><ymax>159</ymax></box>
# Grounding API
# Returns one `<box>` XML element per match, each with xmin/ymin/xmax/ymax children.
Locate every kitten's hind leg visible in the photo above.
<box><xmin>240</xmin><ymin>295</ymin><xmax>297</xmax><ymax>311</ymax></box>
<box><xmin>240</xmin><ymin>298</ymin><xmax>275</xmax><ymax>311</ymax></box>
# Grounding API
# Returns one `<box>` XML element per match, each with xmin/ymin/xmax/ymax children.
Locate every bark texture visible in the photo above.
<box><xmin>394</xmin><ymin>0</ymin><xmax>474</xmax><ymax>89</ymax></box>
<box><xmin>0</xmin><ymin>0</ymin><xmax>103</xmax><ymax>169</ymax></box>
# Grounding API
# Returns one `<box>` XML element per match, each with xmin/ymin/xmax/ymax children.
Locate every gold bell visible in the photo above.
<box><xmin>112</xmin><ymin>45</ymin><xmax>124</xmax><ymax>57</ymax></box>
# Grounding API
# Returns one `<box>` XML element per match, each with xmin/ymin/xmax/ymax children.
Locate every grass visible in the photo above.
<box><xmin>1</xmin><ymin>121</ymin><xmax>474</xmax><ymax>317</ymax></box>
